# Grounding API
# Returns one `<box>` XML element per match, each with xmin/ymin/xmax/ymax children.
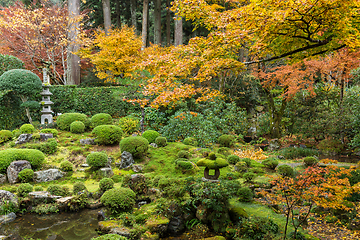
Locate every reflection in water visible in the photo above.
<box><xmin>0</xmin><ymin>209</ymin><xmax>100</xmax><ymax>240</ymax></box>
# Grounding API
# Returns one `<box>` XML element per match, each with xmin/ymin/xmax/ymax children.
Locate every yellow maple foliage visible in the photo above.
<box><xmin>233</xmin><ymin>148</ymin><xmax>268</xmax><ymax>160</ymax></box>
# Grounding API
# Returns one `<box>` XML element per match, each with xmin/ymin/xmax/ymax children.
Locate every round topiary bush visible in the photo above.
<box><xmin>238</xmin><ymin>187</ymin><xmax>254</xmax><ymax>202</ymax></box>
<box><xmin>60</xmin><ymin>160</ymin><xmax>73</xmax><ymax>172</ymax></box>
<box><xmin>227</xmin><ymin>155</ymin><xmax>241</xmax><ymax>165</ymax></box>
<box><xmin>0</xmin><ymin>130</ymin><xmax>12</xmax><ymax>144</ymax></box>
<box><xmin>0</xmin><ymin>54</ymin><xmax>24</xmax><ymax>76</ymax></box>
<box><xmin>91</xmin><ymin>113</ymin><xmax>113</xmax><ymax>128</ymax></box>
<box><xmin>235</xmin><ymin>161</ymin><xmax>248</xmax><ymax>172</ymax></box>
<box><xmin>20</xmin><ymin>124</ymin><xmax>35</xmax><ymax>134</ymax></box>
<box><xmin>70</xmin><ymin>121</ymin><xmax>85</xmax><ymax>134</ymax></box>
<box><xmin>34</xmin><ymin>186</ymin><xmax>43</xmax><ymax>191</ymax></box>
<box><xmin>119</xmin><ymin>136</ymin><xmax>149</xmax><ymax>159</ymax></box>
<box><xmin>17</xmin><ymin>183</ymin><xmax>33</xmax><ymax>197</ymax></box>
<box><xmin>100</xmin><ymin>187</ymin><xmax>136</xmax><ymax>215</ymax></box>
<box><xmin>86</xmin><ymin>152</ymin><xmax>108</xmax><ymax>169</ymax></box>
<box><xmin>47</xmin><ymin>184</ymin><xmax>69</xmax><ymax>197</ymax></box>
<box><xmin>277</xmin><ymin>164</ymin><xmax>294</xmax><ymax>177</ymax></box>
<box><xmin>118</xmin><ymin>116</ymin><xmax>139</xmax><ymax>135</ymax></box>
<box><xmin>262</xmin><ymin>158</ymin><xmax>279</xmax><ymax>170</ymax></box>
<box><xmin>40</xmin><ymin>128</ymin><xmax>59</xmax><ymax>137</ymax></box>
<box><xmin>241</xmin><ymin>158</ymin><xmax>252</xmax><ymax>167</ymax></box>
<box><xmin>56</xmin><ymin>113</ymin><xmax>89</xmax><ymax>131</ymax></box>
<box><xmin>303</xmin><ymin>156</ymin><xmax>319</xmax><ymax>167</ymax></box>
<box><xmin>218</xmin><ymin>134</ymin><xmax>235</xmax><ymax>147</ymax></box>
<box><xmin>155</xmin><ymin>136</ymin><xmax>167</xmax><ymax>147</ymax></box>
<box><xmin>183</xmin><ymin>137</ymin><xmax>198</xmax><ymax>146</ymax></box>
<box><xmin>18</xmin><ymin>169</ymin><xmax>34</xmax><ymax>183</ymax></box>
<box><xmin>142</xmin><ymin>130</ymin><xmax>160</xmax><ymax>144</ymax></box>
<box><xmin>12</xmin><ymin>129</ymin><xmax>21</xmax><ymax>139</ymax></box>
<box><xmin>92</xmin><ymin>125</ymin><xmax>123</xmax><ymax>145</ymax></box>
<box><xmin>176</xmin><ymin>160</ymin><xmax>194</xmax><ymax>170</ymax></box>
<box><xmin>73</xmin><ymin>182</ymin><xmax>87</xmax><ymax>195</ymax></box>
<box><xmin>208</xmin><ymin>152</ymin><xmax>217</xmax><ymax>160</ymax></box>
<box><xmin>99</xmin><ymin>178</ymin><xmax>115</xmax><ymax>192</ymax></box>
<box><xmin>0</xmin><ymin>149</ymin><xmax>45</xmax><ymax>173</ymax></box>
<box><xmin>177</xmin><ymin>150</ymin><xmax>190</xmax><ymax>159</ymax></box>
<box><xmin>243</xmin><ymin>172</ymin><xmax>257</xmax><ymax>182</ymax></box>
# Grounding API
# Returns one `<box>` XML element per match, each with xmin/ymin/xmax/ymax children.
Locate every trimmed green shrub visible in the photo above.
<box><xmin>183</xmin><ymin>137</ymin><xmax>198</xmax><ymax>146</ymax></box>
<box><xmin>262</xmin><ymin>158</ymin><xmax>279</xmax><ymax>170</ymax></box>
<box><xmin>118</xmin><ymin>116</ymin><xmax>139</xmax><ymax>135</ymax></box>
<box><xmin>20</xmin><ymin>124</ymin><xmax>35</xmax><ymax>134</ymax></box>
<box><xmin>38</xmin><ymin>138</ymin><xmax>57</xmax><ymax>154</ymax></box>
<box><xmin>92</xmin><ymin>234</ymin><xmax>128</xmax><ymax>240</ymax></box>
<box><xmin>92</xmin><ymin>125</ymin><xmax>123</xmax><ymax>145</ymax></box>
<box><xmin>218</xmin><ymin>134</ymin><xmax>235</xmax><ymax>147</ymax></box>
<box><xmin>177</xmin><ymin>150</ymin><xmax>190</xmax><ymax>159</ymax></box>
<box><xmin>0</xmin><ymin>149</ymin><xmax>45</xmax><ymax>173</ymax></box>
<box><xmin>155</xmin><ymin>136</ymin><xmax>167</xmax><ymax>147</ymax></box>
<box><xmin>70</xmin><ymin>121</ymin><xmax>85</xmax><ymax>133</ymax></box>
<box><xmin>86</xmin><ymin>152</ymin><xmax>108</xmax><ymax>169</ymax></box>
<box><xmin>100</xmin><ymin>187</ymin><xmax>136</xmax><ymax>215</ymax></box>
<box><xmin>119</xmin><ymin>136</ymin><xmax>149</xmax><ymax>158</ymax></box>
<box><xmin>142</xmin><ymin>130</ymin><xmax>160</xmax><ymax>144</ymax></box>
<box><xmin>0</xmin><ymin>54</ymin><xmax>24</xmax><ymax>76</ymax></box>
<box><xmin>243</xmin><ymin>172</ymin><xmax>256</xmax><ymax>182</ymax></box>
<box><xmin>278</xmin><ymin>147</ymin><xmax>319</xmax><ymax>159</ymax></box>
<box><xmin>32</xmin><ymin>133</ymin><xmax>40</xmax><ymax>140</ymax></box>
<box><xmin>177</xmin><ymin>160</ymin><xmax>194</xmax><ymax>170</ymax></box>
<box><xmin>208</xmin><ymin>152</ymin><xmax>217</xmax><ymax>160</ymax></box>
<box><xmin>303</xmin><ymin>156</ymin><xmax>319</xmax><ymax>167</ymax></box>
<box><xmin>73</xmin><ymin>182</ymin><xmax>87</xmax><ymax>195</ymax></box>
<box><xmin>227</xmin><ymin>155</ymin><xmax>241</xmax><ymax>165</ymax></box>
<box><xmin>18</xmin><ymin>169</ymin><xmax>34</xmax><ymax>183</ymax></box>
<box><xmin>238</xmin><ymin>187</ymin><xmax>253</xmax><ymax>202</ymax></box>
<box><xmin>99</xmin><ymin>178</ymin><xmax>115</xmax><ymax>192</ymax></box>
<box><xmin>235</xmin><ymin>161</ymin><xmax>248</xmax><ymax>172</ymax></box>
<box><xmin>40</xmin><ymin>128</ymin><xmax>58</xmax><ymax>137</ymax></box>
<box><xmin>91</xmin><ymin>113</ymin><xmax>113</xmax><ymax>128</ymax></box>
<box><xmin>241</xmin><ymin>158</ymin><xmax>252</xmax><ymax>167</ymax></box>
<box><xmin>47</xmin><ymin>184</ymin><xmax>69</xmax><ymax>197</ymax></box>
<box><xmin>56</xmin><ymin>113</ymin><xmax>89</xmax><ymax>131</ymax></box>
<box><xmin>277</xmin><ymin>164</ymin><xmax>294</xmax><ymax>177</ymax></box>
<box><xmin>17</xmin><ymin>183</ymin><xmax>33</xmax><ymax>197</ymax></box>
<box><xmin>196</xmin><ymin>157</ymin><xmax>229</xmax><ymax>169</ymax></box>
<box><xmin>12</xmin><ymin>129</ymin><xmax>21</xmax><ymax>139</ymax></box>
<box><xmin>34</xmin><ymin>186</ymin><xmax>43</xmax><ymax>191</ymax></box>
<box><xmin>217</xmin><ymin>147</ymin><xmax>231</xmax><ymax>156</ymax></box>
<box><xmin>0</xmin><ymin>130</ymin><xmax>12</xmax><ymax>144</ymax></box>
<box><xmin>60</xmin><ymin>160</ymin><xmax>73</xmax><ymax>172</ymax></box>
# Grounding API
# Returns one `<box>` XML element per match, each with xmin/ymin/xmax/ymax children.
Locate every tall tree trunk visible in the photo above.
<box><xmin>154</xmin><ymin>0</ymin><xmax>161</xmax><ymax>45</ymax></box>
<box><xmin>67</xmin><ymin>0</ymin><xmax>80</xmax><ymax>85</ymax></box>
<box><xmin>174</xmin><ymin>14</ymin><xmax>183</xmax><ymax>46</ymax></box>
<box><xmin>115</xmin><ymin>0</ymin><xmax>121</xmax><ymax>28</ymax></box>
<box><xmin>102</xmin><ymin>0</ymin><xmax>111</xmax><ymax>35</ymax></box>
<box><xmin>265</xmin><ymin>89</ymin><xmax>287</xmax><ymax>138</ymax></box>
<box><xmin>166</xmin><ymin>0</ymin><xmax>171</xmax><ymax>46</ymax></box>
<box><xmin>141</xmin><ymin>0</ymin><xmax>149</xmax><ymax>50</ymax></box>
<box><xmin>130</xmin><ymin>0</ymin><xmax>137</xmax><ymax>31</ymax></box>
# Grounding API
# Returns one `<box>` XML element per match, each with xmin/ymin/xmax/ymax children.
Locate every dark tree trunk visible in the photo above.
<box><xmin>67</xmin><ymin>0</ymin><xmax>80</xmax><ymax>85</ymax></box>
<box><xmin>154</xmin><ymin>0</ymin><xmax>161</xmax><ymax>45</ymax></box>
<box><xmin>166</xmin><ymin>0</ymin><xmax>171</xmax><ymax>46</ymax></box>
<box><xmin>102</xmin><ymin>0</ymin><xmax>111</xmax><ymax>34</ymax></box>
<box><xmin>141</xmin><ymin>0</ymin><xmax>149</xmax><ymax>50</ymax></box>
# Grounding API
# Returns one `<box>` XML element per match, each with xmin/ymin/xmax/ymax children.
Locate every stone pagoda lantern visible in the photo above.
<box><xmin>40</xmin><ymin>68</ymin><xmax>54</xmax><ymax>124</ymax></box>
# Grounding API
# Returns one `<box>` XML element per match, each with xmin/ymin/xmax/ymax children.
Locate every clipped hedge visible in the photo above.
<box><xmin>119</xmin><ymin>136</ymin><xmax>149</xmax><ymax>158</ymax></box>
<box><xmin>142</xmin><ymin>130</ymin><xmax>160</xmax><ymax>144</ymax></box>
<box><xmin>0</xmin><ymin>148</ymin><xmax>45</xmax><ymax>173</ymax></box>
<box><xmin>92</xmin><ymin>125</ymin><xmax>123</xmax><ymax>145</ymax></box>
<box><xmin>91</xmin><ymin>113</ymin><xmax>113</xmax><ymax>128</ymax></box>
<box><xmin>100</xmin><ymin>187</ymin><xmax>136</xmax><ymax>214</ymax></box>
<box><xmin>56</xmin><ymin>113</ymin><xmax>89</xmax><ymax>131</ymax></box>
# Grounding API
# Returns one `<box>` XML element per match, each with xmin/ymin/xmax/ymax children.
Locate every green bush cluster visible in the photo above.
<box><xmin>0</xmin><ymin>54</ymin><xmax>24</xmax><ymax>76</ymax></box>
<box><xmin>177</xmin><ymin>150</ymin><xmax>190</xmax><ymax>159</ymax></box>
<box><xmin>235</xmin><ymin>161</ymin><xmax>248</xmax><ymax>172</ymax></box>
<box><xmin>176</xmin><ymin>160</ymin><xmax>194</xmax><ymax>170</ymax></box>
<box><xmin>38</xmin><ymin>138</ymin><xmax>58</xmax><ymax>155</ymax></box>
<box><xmin>92</xmin><ymin>125</ymin><xmax>122</xmax><ymax>145</ymax></box>
<box><xmin>91</xmin><ymin>113</ymin><xmax>113</xmax><ymax>128</ymax></box>
<box><xmin>142</xmin><ymin>130</ymin><xmax>160</xmax><ymax>144</ymax></box>
<box><xmin>218</xmin><ymin>134</ymin><xmax>235</xmax><ymax>147</ymax></box>
<box><xmin>56</xmin><ymin>113</ymin><xmax>89</xmax><ymax>131</ymax></box>
<box><xmin>12</xmin><ymin>129</ymin><xmax>21</xmax><ymax>139</ymax></box>
<box><xmin>119</xmin><ymin>136</ymin><xmax>149</xmax><ymax>158</ymax></box>
<box><xmin>99</xmin><ymin>178</ymin><xmax>115</xmax><ymax>192</ymax></box>
<box><xmin>17</xmin><ymin>183</ymin><xmax>33</xmax><ymax>197</ymax></box>
<box><xmin>303</xmin><ymin>156</ymin><xmax>319</xmax><ymax>167</ymax></box>
<box><xmin>208</xmin><ymin>152</ymin><xmax>217</xmax><ymax>160</ymax></box>
<box><xmin>86</xmin><ymin>152</ymin><xmax>108</xmax><ymax>169</ymax></box>
<box><xmin>20</xmin><ymin>124</ymin><xmax>35</xmax><ymax>134</ymax></box>
<box><xmin>227</xmin><ymin>155</ymin><xmax>241</xmax><ymax>165</ymax></box>
<box><xmin>277</xmin><ymin>164</ymin><xmax>294</xmax><ymax>177</ymax></box>
<box><xmin>100</xmin><ymin>187</ymin><xmax>136</xmax><ymax>215</ymax></box>
<box><xmin>92</xmin><ymin>234</ymin><xmax>128</xmax><ymax>240</ymax></box>
<box><xmin>0</xmin><ymin>149</ymin><xmax>45</xmax><ymax>173</ymax></box>
<box><xmin>18</xmin><ymin>169</ymin><xmax>34</xmax><ymax>183</ymax></box>
<box><xmin>40</xmin><ymin>128</ymin><xmax>58</xmax><ymax>137</ymax></box>
<box><xmin>47</xmin><ymin>184</ymin><xmax>69</xmax><ymax>197</ymax></box>
<box><xmin>60</xmin><ymin>160</ymin><xmax>73</xmax><ymax>172</ymax></box>
<box><xmin>243</xmin><ymin>172</ymin><xmax>256</xmax><ymax>182</ymax></box>
<box><xmin>183</xmin><ymin>137</ymin><xmax>198</xmax><ymax>146</ymax></box>
<box><xmin>196</xmin><ymin>157</ymin><xmax>228</xmax><ymax>169</ymax></box>
<box><xmin>262</xmin><ymin>158</ymin><xmax>279</xmax><ymax>170</ymax></box>
<box><xmin>238</xmin><ymin>187</ymin><xmax>254</xmax><ymax>202</ymax></box>
<box><xmin>278</xmin><ymin>147</ymin><xmax>319</xmax><ymax>159</ymax></box>
<box><xmin>73</xmin><ymin>182</ymin><xmax>87</xmax><ymax>195</ymax></box>
<box><xmin>217</xmin><ymin>147</ymin><xmax>231</xmax><ymax>156</ymax></box>
<box><xmin>155</xmin><ymin>136</ymin><xmax>167</xmax><ymax>147</ymax></box>
<box><xmin>118</xmin><ymin>116</ymin><xmax>139</xmax><ymax>135</ymax></box>
<box><xmin>70</xmin><ymin>121</ymin><xmax>85</xmax><ymax>133</ymax></box>
<box><xmin>241</xmin><ymin>158</ymin><xmax>252</xmax><ymax>167</ymax></box>
<box><xmin>34</xmin><ymin>186</ymin><xmax>43</xmax><ymax>191</ymax></box>
<box><xmin>0</xmin><ymin>130</ymin><xmax>12</xmax><ymax>144</ymax></box>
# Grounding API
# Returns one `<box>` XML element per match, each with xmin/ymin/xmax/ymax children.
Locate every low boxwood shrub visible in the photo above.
<box><xmin>218</xmin><ymin>134</ymin><xmax>235</xmax><ymax>147</ymax></box>
<box><xmin>262</xmin><ymin>158</ymin><xmax>279</xmax><ymax>170</ymax></box>
<box><xmin>235</xmin><ymin>161</ymin><xmax>248</xmax><ymax>172</ymax></box>
<box><xmin>208</xmin><ymin>152</ymin><xmax>217</xmax><ymax>160</ymax></box>
<box><xmin>38</xmin><ymin>138</ymin><xmax>57</xmax><ymax>155</ymax></box>
<box><xmin>91</xmin><ymin>113</ymin><xmax>113</xmax><ymax>128</ymax></box>
<box><xmin>183</xmin><ymin>137</ymin><xmax>198</xmax><ymax>146</ymax></box>
<box><xmin>86</xmin><ymin>152</ymin><xmax>108</xmax><ymax>169</ymax></box>
<box><xmin>18</xmin><ymin>169</ymin><xmax>34</xmax><ymax>183</ymax></box>
<box><xmin>177</xmin><ymin>150</ymin><xmax>190</xmax><ymax>159</ymax></box>
<box><xmin>60</xmin><ymin>160</ymin><xmax>73</xmax><ymax>172</ymax></box>
<box><xmin>0</xmin><ymin>130</ymin><xmax>12</xmax><ymax>144</ymax></box>
<box><xmin>142</xmin><ymin>130</ymin><xmax>160</xmax><ymax>144</ymax></box>
<box><xmin>241</xmin><ymin>158</ymin><xmax>252</xmax><ymax>167</ymax></box>
<box><xmin>278</xmin><ymin>147</ymin><xmax>319</xmax><ymax>159</ymax></box>
<box><xmin>277</xmin><ymin>164</ymin><xmax>294</xmax><ymax>177</ymax></box>
<box><xmin>100</xmin><ymin>187</ymin><xmax>136</xmax><ymax>215</ymax></box>
<box><xmin>0</xmin><ymin>149</ymin><xmax>45</xmax><ymax>173</ymax></box>
<box><xmin>227</xmin><ymin>155</ymin><xmax>241</xmax><ymax>165</ymax></box>
<box><xmin>118</xmin><ymin>116</ymin><xmax>139</xmax><ymax>135</ymax></box>
<box><xmin>99</xmin><ymin>178</ymin><xmax>115</xmax><ymax>192</ymax></box>
<box><xmin>17</xmin><ymin>183</ymin><xmax>33</xmax><ymax>197</ymax></box>
<box><xmin>40</xmin><ymin>128</ymin><xmax>58</xmax><ymax>137</ymax></box>
<box><xmin>73</xmin><ymin>182</ymin><xmax>87</xmax><ymax>195</ymax></box>
<box><xmin>20</xmin><ymin>124</ymin><xmax>35</xmax><ymax>134</ymax></box>
<box><xmin>119</xmin><ymin>136</ymin><xmax>149</xmax><ymax>158</ymax></box>
<box><xmin>12</xmin><ymin>129</ymin><xmax>21</xmax><ymax>139</ymax></box>
<box><xmin>238</xmin><ymin>187</ymin><xmax>253</xmax><ymax>202</ymax></box>
<box><xmin>217</xmin><ymin>147</ymin><xmax>231</xmax><ymax>156</ymax></box>
<box><xmin>70</xmin><ymin>121</ymin><xmax>85</xmax><ymax>133</ymax></box>
<box><xmin>34</xmin><ymin>186</ymin><xmax>43</xmax><ymax>191</ymax></box>
<box><xmin>176</xmin><ymin>160</ymin><xmax>194</xmax><ymax>170</ymax></box>
<box><xmin>92</xmin><ymin>234</ymin><xmax>128</xmax><ymax>240</ymax></box>
<box><xmin>155</xmin><ymin>136</ymin><xmax>167</xmax><ymax>147</ymax></box>
<box><xmin>303</xmin><ymin>156</ymin><xmax>319</xmax><ymax>167</ymax></box>
<box><xmin>47</xmin><ymin>184</ymin><xmax>69</xmax><ymax>197</ymax></box>
<box><xmin>92</xmin><ymin>125</ymin><xmax>123</xmax><ymax>145</ymax></box>
<box><xmin>243</xmin><ymin>172</ymin><xmax>256</xmax><ymax>182</ymax></box>
<box><xmin>56</xmin><ymin>113</ymin><xmax>89</xmax><ymax>131</ymax></box>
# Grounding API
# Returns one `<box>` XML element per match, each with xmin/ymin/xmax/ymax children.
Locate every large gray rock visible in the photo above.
<box><xmin>167</xmin><ymin>216</ymin><xmax>185</xmax><ymax>236</ymax></box>
<box><xmin>40</xmin><ymin>133</ymin><xmax>53</xmax><ymax>141</ymax></box>
<box><xmin>33</xmin><ymin>169</ymin><xmax>64</xmax><ymax>183</ymax></box>
<box><xmin>15</xmin><ymin>134</ymin><xmax>32</xmax><ymax>145</ymax></box>
<box><xmin>28</xmin><ymin>191</ymin><xmax>62</xmax><ymax>203</ymax></box>
<box><xmin>120</xmin><ymin>151</ymin><xmax>134</xmax><ymax>169</ymax></box>
<box><xmin>0</xmin><ymin>174</ymin><xmax>6</xmax><ymax>185</ymax></box>
<box><xmin>150</xmin><ymin>143</ymin><xmax>158</xmax><ymax>148</ymax></box>
<box><xmin>7</xmin><ymin>160</ymin><xmax>32</xmax><ymax>184</ymax></box>
<box><xmin>0</xmin><ymin>212</ymin><xmax>16</xmax><ymax>225</ymax></box>
<box><xmin>105</xmin><ymin>157</ymin><xmax>112</xmax><ymax>168</ymax></box>
<box><xmin>132</xmin><ymin>164</ymin><xmax>143</xmax><ymax>173</ymax></box>
<box><xmin>99</xmin><ymin>168</ymin><xmax>114</xmax><ymax>178</ymax></box>
<box><xmin>80</xmin><ymin>138</ymin><xmax>96</xmax><ymax>145</ymax></box>
<box><xmin>0</xmin><ymin>190</ymin><xmax>18</xmax><ymax>208</ymax></box>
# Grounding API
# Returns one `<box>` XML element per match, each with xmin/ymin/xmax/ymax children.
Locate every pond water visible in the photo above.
<box><xmin>0</xmin><ymin>209</ymin><xmax>100</xmax><ymax>240</ymax></box>
<box><xmin>319</xmin><ymin>154</ymin><xmax>360</xmax><ymax>163</ymax></box>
